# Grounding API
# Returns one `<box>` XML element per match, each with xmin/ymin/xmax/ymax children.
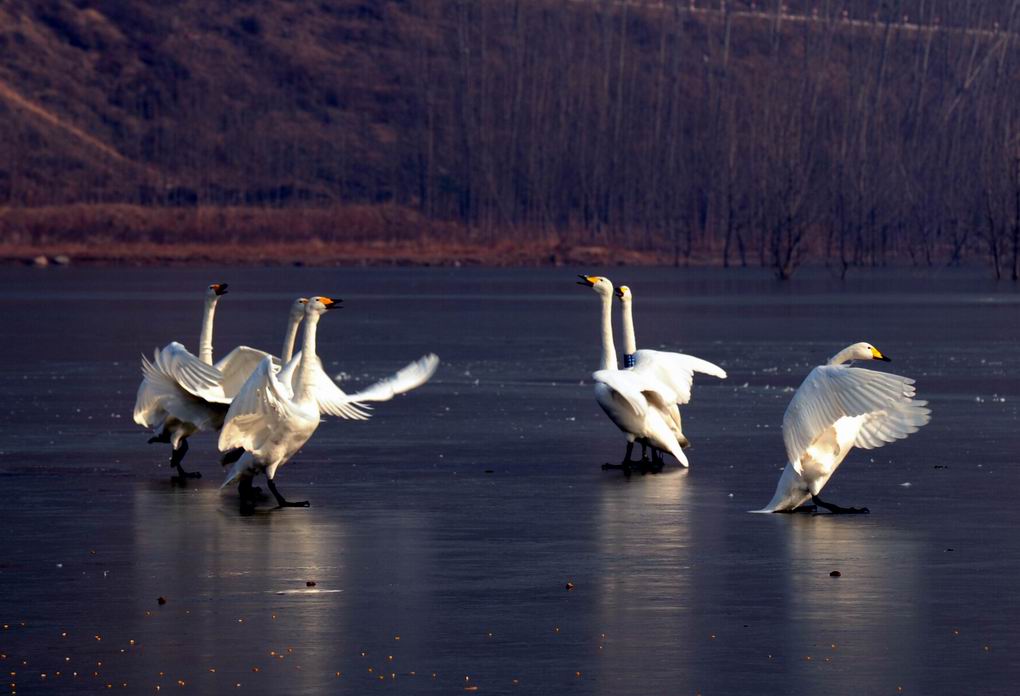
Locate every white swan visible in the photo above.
<box><xmin>133</xmin><ymin>288</ymin><xmax>302</xmax><ymax>479</ymax></box>
<box><xmin>577</xmin><ymin>275</ymin><xmax>689</xmax><ymax>474</ymax></box>
<box><xmin>615</xmin><ymin>284</ymin><xmax>727</xmax><ymax>467</ymax></box>
<box><xmin>219</xmin><ymin>296</ymin><xmax>440</xmax><ymax>510</ymax></box>
<box><xmin>755</xmin><ymin>342</ymin><xmax>931</xmax><ymax>514</ymax></box>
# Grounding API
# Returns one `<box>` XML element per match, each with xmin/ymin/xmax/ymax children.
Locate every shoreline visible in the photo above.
<box><xmin>0</xmin><ymin>241</ymin><xmax>698</xmax><ymax>268</ymax></box>
<box><xmin>0</xmin><ymin>244</ymin><xmax>993</xmax><ymax>273</ymax></box>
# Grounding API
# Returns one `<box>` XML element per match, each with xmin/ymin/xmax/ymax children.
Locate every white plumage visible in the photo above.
<box><xmin>615</xmin><ymin>284</ymin><xmax>726</xmax><ymax>451</ymax></box>
<box><xmin>756</xmin><ymin>342</ymin><xmax>931</xmax><ymax>513</ymax></box>
<box><xmin>219</xmin><ymin>296</ymin><xmax>439</xmax><ymax>508</ymax></box>
<box><xmin>578</xmin><ymin>275</ymin><xmax>692</xmax><ymax>469</ymax></box>
<box><xmin>132</xmin><ymin>288</ymin><xmax>302</xmax><ymax>478</ymax></box>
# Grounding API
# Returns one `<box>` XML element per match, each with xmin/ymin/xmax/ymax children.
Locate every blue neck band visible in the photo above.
<box><xmin>624</xmin><ymin>353</ymin><xmax>636</xmax><ymax>368</ymax></box>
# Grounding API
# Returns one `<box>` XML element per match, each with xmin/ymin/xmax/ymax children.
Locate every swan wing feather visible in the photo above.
<box><xmin>593</xmin><ymin>369</ymin><xmax>648</xmax><ymax>417</ymax></box>
<box><xmin>631</xmin><ymin>349</ymin><xmax>726</xmax><ymax>405</ymax></box>
<box><xmin>213</xmin><ymin>345</ymin><xmax>279</xmax><ymax>399</ymax></box>
<box><xmin>593</xmin><ymin>369</ymin><xmax>677</xmax><ymax>418</ymax></box>
<box><xmin>854</xmin><ymin>400</ymin><xmax>931</xmax><ymax>450</ymax></box>
<box><xmin>303</xmin><ymin>356</ymin><xmax>372</xmax><ymax>420</ymax></box>
<box><xmin>343</xmin><ymin>354</ymin><xmax>440</xmax><ymax>403</ymax></box>
<box><xmin>218</xmin><ymin>356</ymin><xmax>300</xmax><ymax>453</ymax></box>
<box><xmin>153</xmin><ymin>342</ymin><xmax>228</xmax><ymax>403</ymax></box>
<box><xmin>135</xmin><ymin>351</ymin><xmax>222</xmax><ymax>430</ymax></box>
<box><xmin>783</xmin><ymin>365</ymin><xmax>930</xmax><ymax>475</ymax></box>
<box><xmin>133</xmin><ymin>352</ymin><xmax>169</xmax><ymax>427</ymax></box>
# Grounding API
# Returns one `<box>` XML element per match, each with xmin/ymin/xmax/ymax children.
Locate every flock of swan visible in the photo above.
<box><xmin>133</xmin><ymin>284</ymin><xmax>439</xmax><ymax>510</ymax></box>
<box><xmin>579</xmin><ymin>274</ymin><xmax>930</xmax><ymax>514</ymax></box>
<box><xmin>133</xmin><ymin>278</ymin><xmax>931</xmax><ymax>515</ymax></box>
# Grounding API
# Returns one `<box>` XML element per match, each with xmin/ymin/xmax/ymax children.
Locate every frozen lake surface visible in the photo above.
<box><xmin>0</xmin><ymin>266</ymin><xmax>1018</xmax><ymax>694</ymax></box>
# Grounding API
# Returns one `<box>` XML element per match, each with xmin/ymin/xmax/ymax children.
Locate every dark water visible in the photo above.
<box><xmin>0</xmin><ymin>266</ymin><xmax>1017</xmax><ymax>695</ymax></box>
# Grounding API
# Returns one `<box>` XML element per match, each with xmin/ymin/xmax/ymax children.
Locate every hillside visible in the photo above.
<box><xmin>0</xmin><ymin>0</ymin><xmax>413</xmax><ymax>204</ymax></box>
<box><xmin>2</xmin><ymin>1</ymin><xmax>1020</xmax><ymax>275</ymax></box>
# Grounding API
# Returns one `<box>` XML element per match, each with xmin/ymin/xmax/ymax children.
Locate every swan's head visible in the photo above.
<box><xmin>206</xmin><ymin>283</ymin><xmax>229</xmax><ymax>298</ymax></box>
<box><xmin>307</xmin><ymin>296</ymin><xmax>341</xmax><ymax>315</ymax></box>
<box><xmin>289</xmin><ymin>297</ymin><xmax>309</xmax><ymax>320</ymax></box>
<box><xmin>846</xmin><ymin>342</ymin><xmax>891</xmax><ymax>362</ymax></box>
<box><xmin>614</xmin><ymin>285</ymin><xmax>632</xmax><ymax>302</ymax></box>
<box><xmin>577</xmin><ymin>274</ymin><xmax>614</xmax><ymax>297</ymax></box>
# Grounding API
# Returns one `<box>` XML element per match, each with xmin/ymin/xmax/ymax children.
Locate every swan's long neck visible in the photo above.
<box><xmin>598</xmin><ymin>292</ymin><xmax>617</xmax><ymax>372</ymax></box>
<box><xmin>828</xmin><ymin>347</ymin><xmax>855</xmax><ymax>366</ymax></box>
<box><xmin>281</xmin><ymin>315</ymin><xmax>302</xmax><ymax>363</ymax></box>
<box><xmin>295</xmin><ymin>312</ymin><xmax>320</xmax><ymax>404</ymax></box>
<box><xmin>198</xmin><ymin>296</ymin><xmax>219</xmax><ymax>365</ymax></box>
<box><xmin>620</xmin><ymin>297</ymin><xmax>637</xmax><ymax>367</ymax></box>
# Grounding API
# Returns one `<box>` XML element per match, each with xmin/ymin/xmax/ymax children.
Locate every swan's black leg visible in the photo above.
<box><xmin>170</xmin><ymin>439</ymin><xmax>201</xmax><ymax>481</ymax></box>
<box><xmin>266</xmin><ymin>478</ymin><xmax>310</xmax><ymax>508</ymax></box>
<box><xmin>636</xmin><ymin>443</ymin><xmax>656</xmax><ymax>475</ymax></box>
<box><xmin>650</xmin><ymin>448</ymin><xmax>666</xmax><ymax>474</ymax></box>
<box><xmin>811</xmin><ymin>495</ymin><xmax>869</xmax><ymax>515</ymax></box>
<box><xmin>148</xmin><ymin>428</ymin><xmax>171</xmax><ymax>445</ymax></box>
<box><xmin>602</xmin><ymin>442</ymin><xmax>639</xmax><ymax>477</ymax></box>
<box><xmin>238</xmin><ymin>476</ymin><xmax>257</xmax><ymax>514</ymax></box>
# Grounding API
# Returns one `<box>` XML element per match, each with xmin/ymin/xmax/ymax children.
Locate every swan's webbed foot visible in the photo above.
<box><xmin>602</xmin><ymin>441</ymin><xmax>639</xmax><ymax>477</ymax></box>
<box><xmin>778</xmin><ymin>503</ymin><xmax>817</xmax><ymax>514</ymax></box>
<box><xmin>811</xmin><ymin>495</ymin><xmax>869</xmax><ymax>515</ymax></box>
<box><xmin>601</xmin><ymin>462</ymin><xmax>633</xmax><ymax>478</ymax></box>
<box><xmin>266</xmin><ymin>479</ymin><xmax>310</xmax><ymax>508</ymax></box>
<box><xmin>172</xmin><ymin>465</ymin><xmax>202</xmax><ymax>480</ymax></box>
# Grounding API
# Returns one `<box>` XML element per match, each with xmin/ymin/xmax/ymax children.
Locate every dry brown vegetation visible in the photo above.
<box><xmin>0</xmin><ymin>203</ymin><xmax>670</xmax><ymax>266</ymax></box>
<box><xmin>1</xmin><ymin>1</ymin><xmax>1020</xmax><ymax>276</ymax></box>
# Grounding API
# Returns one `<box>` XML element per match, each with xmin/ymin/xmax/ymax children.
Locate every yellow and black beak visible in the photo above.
<box><xmin>577</xmin><ymin>274</ymin><xmax>597</xmax><ymax>287</ymax></box>
<box><xmin>320</xmin><ymin>297</ymin><xmax>342</xmax><ymax>310</ymax></box>
<box><xmin>211</xmin><ymin>283</ymin><xmax>229</xmax><ymax>296</ymax></box>
<box><xmin>870</xmin><ymin>346</ymin><xmax>891</xmax><ymax>362</ymax></box>
<box><xmin>614</xmin><ymin>287</ymin><xmax>624</xmax><ymax>298</ymax></box>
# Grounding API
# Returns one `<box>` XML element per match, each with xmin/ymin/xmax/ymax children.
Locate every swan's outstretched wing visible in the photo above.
<box><xmin>214</xmin><ymin>345</ymin><xmax>279</xmax><ymax>399</ymax></box>
<box><xmin>593</xmin><ymin>369</ymin><xmax>689</xmax><ymax>465</ymax></box>
<box><xmin>134</xmin><ymin>351</ymin><xmax>168</xmax><ymax>427</ymax></box>
<box><xmin>302</xmin><ymin>356</ymin><xmax>372</xmax><ymax>420</ymax></box>
<box><xmin>342</xmin><ymin>354</ymin><xmax>440</xmax><ymax>403</ymax></box>
<box><xmin>593</xmin><ymin>370</ymin><xmax>649</xmax><ymax>417</ymax></box>
<box><xmin>134</xmin><ymin>352</ymin><xmax>224</xmax><ymax>430</ymax></box>
<box><xmin>593</xmin><ymin>369</ymin><xmax>677</xmax><ymax>418</ymax></box>
<box><xmin>853</xmin><ymin>400</ymin><xmax>931</xmax><ymax>450</ymax></box>
<box><xmin>783</xmin><ymin>365</ymin><xmax>931</xmax><ymax>474</ymax></box>
<box><xmin>219</xmin><ymin>356</ymin><xmax>302</xmax><ymax>454</ymax></box>
<box><xmin>631</xmin><ymin>349</ymin><xmax>727</xmax><ymax>405</ymax></box>
<box><xmin>152</xmin><ymin>342</ymin><xmax>228</xmax><ymax>403</ymax></box>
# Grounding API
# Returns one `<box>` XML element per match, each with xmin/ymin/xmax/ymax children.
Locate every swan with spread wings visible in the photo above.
<box><xmin>219</xmin><ymin>296</ymin><xmax>439</xmax><ymax>510</ymax></box>
<box><xmin>755</xmin><ymin>342</ymin><xmax>930</xmax><ymax>514</ymax></box>
<box><xmin>577</xmin><ymin>275</ymin><xmax>690</xmax><ymax>475</ymax></box>
<box><xmin>133</xmin><ymin>284</ymin><xmax>295</xmax><ymax>479</ymax></box>
<box><xmin>614</xmin><ymin>283</ymin><xmax>726</xmax><ymax>471</ymax></box>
